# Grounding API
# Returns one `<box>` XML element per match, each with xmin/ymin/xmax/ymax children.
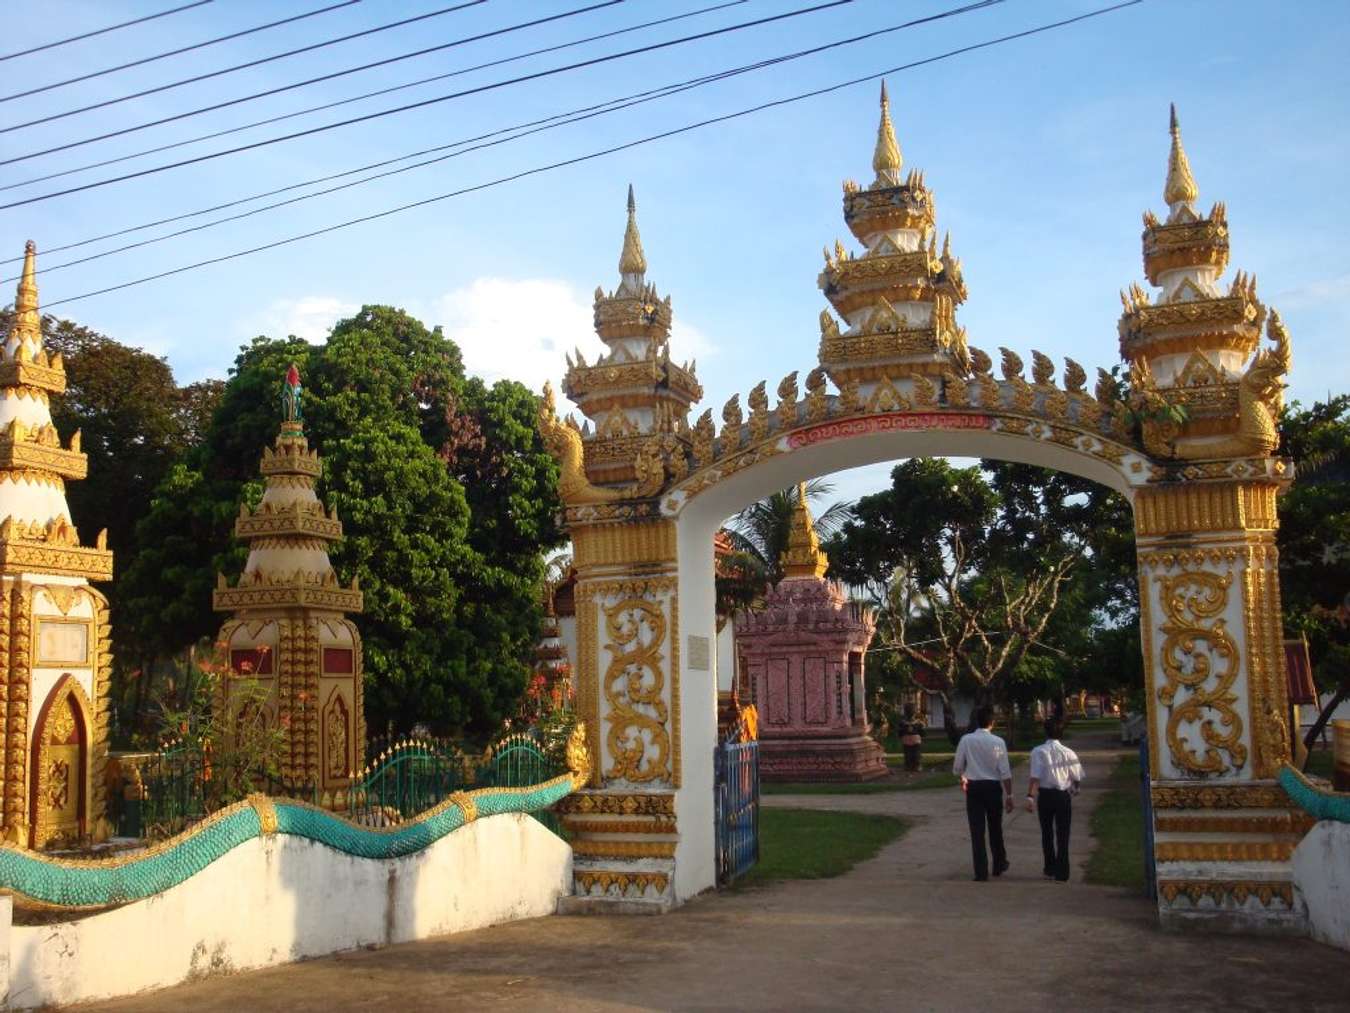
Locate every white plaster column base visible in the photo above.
<box><xmin>1292</xmin><ymin>821</ymin><xmax>1350</xmax><ymax>951</ymax></box>
<box><xmin>1156</xmin><ymin>859</ymin><xmax>1305</xmax><ymax>935</ymax></box>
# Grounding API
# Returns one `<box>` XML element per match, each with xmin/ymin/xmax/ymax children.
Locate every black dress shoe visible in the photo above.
<box><xmin>973</xmin><ymin>875</ymin><xmax>988</xmax><ymax>882</ymax></box>
<box><xmin>993</xmin><ymin>860</ymin><xmax>1010</xmax><ymax>876</ymax></box>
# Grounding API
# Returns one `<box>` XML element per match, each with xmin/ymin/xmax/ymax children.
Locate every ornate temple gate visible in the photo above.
<box><xmin>546</xmin><ymin>91</ymin><xmax>1305</xmax><ymax>931</ymax></box>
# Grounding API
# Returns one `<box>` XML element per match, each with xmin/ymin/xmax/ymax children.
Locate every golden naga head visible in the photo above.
<box><xmin>565</xmin><ymin>721</ymin><xmax>591</xmax><ymax>789</ymax></box>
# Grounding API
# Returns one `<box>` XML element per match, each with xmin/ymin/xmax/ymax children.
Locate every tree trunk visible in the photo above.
<box><xmin>940</xmin><ymin>689</ymin><xmax>962</xmax><ymax>746</ymax></box>
<box><xmin>1302</xmin><ymin>682</ymin><xmax>1350</xmax><ymax>765</ymax></box>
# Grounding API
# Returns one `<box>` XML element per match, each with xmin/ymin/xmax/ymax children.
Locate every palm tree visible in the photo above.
<box><xmin>725</xmin><ymin>479</ymin><xmax>852</xmax><ymax>586</ymax></box>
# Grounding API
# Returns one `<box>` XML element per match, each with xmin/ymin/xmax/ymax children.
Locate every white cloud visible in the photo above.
<box><xmin>229</xmin><ymin>280</ymin><xmax>715</xmax><ymax>399</ymax></box>
<box><xmin>1275</xmin><ymin>274</ymin><xmax>1350</xmax><ymax>311</ymax></box>
<box><xmin>430</xmin><ymin>277</ymin><xmax>713</xmax><ymax>395</ymax></box>
<box><xmin>237</xmin><ymin>295</ymin><xmax>358</xmax><ymax>344</ymax></box>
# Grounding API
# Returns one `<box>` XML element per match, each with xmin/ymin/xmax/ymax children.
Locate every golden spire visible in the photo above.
<box><xmin>781</xmin><ymin>482</ymin><xmax>829</xmax><ymax>580</ymax></box>
<box><xmin>618</xmin><ymin>183</ymin><xmax>647</xmax><ymax>276</ymax></box>
<box><xmin>1164</xmin><ymin>103</ymin><xmax>1199</xmax><ymax>208</ymax></box>
<box><xmin>11</xmin><ymin>240</ymin><xmax>40</xmax><ymax>350</ymax></box>
<box><xmin>872</xmin><ymin>81</ymin><xmax>903</xmax><ymax>184</ymax></box>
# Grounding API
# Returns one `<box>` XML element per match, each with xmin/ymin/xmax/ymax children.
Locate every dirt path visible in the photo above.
<box><xmin>79</xmin><ymin>734</ymin><xmax>1349</xmax><ymax>1012</ymax></box>
<box><xmin>760</xmin><ymin>732</ymin><xmax>1124</xmax><ymax>884</ymax></box>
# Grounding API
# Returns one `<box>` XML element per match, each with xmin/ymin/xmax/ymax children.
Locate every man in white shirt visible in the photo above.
<box><xmin>1025</xmin><ymin>718</ymin><xmax>1086</xmax><ymax>882</ymax></box>
<box><xmin>952</xmin><ymin>706</ymin><xmax>1013</xmax><ymax>882</ymax></box>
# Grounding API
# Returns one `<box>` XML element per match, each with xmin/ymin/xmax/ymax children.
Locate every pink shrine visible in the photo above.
<box><xmin>734</xmin><ymin>485</ymin><xmax>887</xmax><ymax>781</ymax></box>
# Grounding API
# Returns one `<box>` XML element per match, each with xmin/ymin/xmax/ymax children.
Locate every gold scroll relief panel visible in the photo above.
<box><xmin>1141</xmin><ymin>557</ymin><xmax>1253</xmax><ymax>779</ymax></box>
<box><xmin>576</xmin><ymin>578</ymin><xmax>680</xmax><ymax>789</ymax></box>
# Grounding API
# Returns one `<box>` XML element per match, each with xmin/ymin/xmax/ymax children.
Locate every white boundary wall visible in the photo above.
<box><xmin>2</xmin><ymin>812</ymin><xmax>571</xmax><ymax>1009</ymax></box>
<box><xmin>1293</xmin><ymin>820</ymin><xmax>1350</xmax><ymax>952</ymax></box>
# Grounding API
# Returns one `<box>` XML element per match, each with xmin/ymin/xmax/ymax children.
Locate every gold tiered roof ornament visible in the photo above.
<box><xmin>819</xmin><ymin>81</ymin><xmax>971</xmax><ymax>411</ymax></box>
<box><xmin>780</xmin><ymin>483</ymin><xmax>829</xmax><ymax>580</ymax></box>
<box><xmin>558</xmin><ymin>185</ymin><xmax>702</xmax><ymax>488</ymax></box>
<box><xmin>1119</xmin><ymin>105</ymin><xmax>1290</xmax><ymax>462</ymax></box>
<box><xmin>0</xmin><ymin>242</ymin><xmax>110</xmax><ymax>580</ymax></box>
<box><xmin>213</xmin><ymin>364</ymin><xmax>362</xmax><ymax>613</ymax></box>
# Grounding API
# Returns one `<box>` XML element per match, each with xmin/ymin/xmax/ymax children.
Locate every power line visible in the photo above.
<box><xmin>2</xmin><ymin>0</ymin><xmax>625</xmax><ymax>167</ymax></box>
<box><xmin>0</xmin><ymin>0</ymin><xmax>853</xmax><ymax>208</ymax></box>
<box><xmin>0</xmin><ymin>1</ymin><xmax>212</xmax><ymax>63</ymax></box>
<box><xmin>4</xmin><ymin>58</ymin><xmax>757</xmax><ymax>266</ymax></box>
<box><xmin>1</xmin><ymin>1</ymin><xmax>363</xmax><ymax>103</ymax></box>
<box><xmin>6</xmin><ymin>1</ymin><xmax>1002</xmax><ymax>282</ymax></box>
<box><xmin>36</xmin><ymin>0</ymin><xmax>1144</xmax><ymax>311</ymax></box>
<box><xmin>0</xmin><ymin>1</ymin><xmax>489</xmax><ymax>133</ymax></box>
<box><xmin>1</xmin><ymin>0</ymin><xmax>747</xmax><ymax>192</ymax></box>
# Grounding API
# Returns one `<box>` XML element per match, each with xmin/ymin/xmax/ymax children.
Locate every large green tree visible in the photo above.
<box><xmin>1275</xmin><ymin>397</ymin><xmax>1350</xmax><ymax>746</ymax></box>
<box><xmin>825</xmin><ymin>459</ymin><xmax>1128</xmax><ymax>740</ymax></box>
<box><xmin>120</xmin><ymin>307</ymin><xmax>562</xmax><ymax>738</ymax></box>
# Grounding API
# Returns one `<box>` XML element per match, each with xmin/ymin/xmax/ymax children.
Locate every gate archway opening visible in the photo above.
<box><xmin>546</xmin><ymin>89</ymin><xmax>1301</xmax><ymax>931</ymax></box>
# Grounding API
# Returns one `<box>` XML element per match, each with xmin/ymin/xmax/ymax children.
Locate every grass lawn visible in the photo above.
<box><xmin>740</xmin><ymin>807</ymin><xmax>910</xmax><ymax>884</ymax></box>
<box><xmin>765</xmin><ymin>770</ymin><xmax>960</xmax><ymax>794</ymax></box>
<box><xmin>1064</xmin><ymin>717</ymin><xmax>1123</xmax><ymax>741</ymax></box>
<box><xmin>1085</xmin><ymin>753</ymin><xmax>1145</xmax><ymax>891</ymax></box>
<box><xmin>886</xmin><ymin>752</ymin><xmax>1029</xmax><ymax>771</ymax></box>
<box><xmin>768</xmin><ymin>755</ymin><xmax>1027</xmax><ymax>795</ymax></box>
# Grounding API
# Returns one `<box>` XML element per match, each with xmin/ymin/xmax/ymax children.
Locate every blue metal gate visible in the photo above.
<box><xmin>1139</xmin><ymin>734</ymin><xmax>1157</xmax><ymax>899</ymax></box>
<box><xmin>714</xmin><ymin>739</ymin><xmax>760</xmax><ymax>886</ymax></box>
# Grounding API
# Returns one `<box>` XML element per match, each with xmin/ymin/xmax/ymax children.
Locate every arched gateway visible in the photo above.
<box><xmin>544</xmin><ymin>89</ymin><xmax>1300</xmax><ymax>931</ymax></box>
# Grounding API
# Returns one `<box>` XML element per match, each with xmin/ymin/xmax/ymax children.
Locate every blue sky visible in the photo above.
<box><xmin>5</xmin><ymin>0</ymin><xmax>1349</xmax><ymax>506</ymax></box>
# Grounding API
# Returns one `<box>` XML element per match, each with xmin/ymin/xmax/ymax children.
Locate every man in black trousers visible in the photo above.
<box><xmin>1026</xmin><ymin>717</ymin><xmax>1086</xmax><ymax>882</ymax></box>
<box><xmin>953</xmin><ymin>706</ymin><xmax>1013</xmax><ymax>881</ymax></box>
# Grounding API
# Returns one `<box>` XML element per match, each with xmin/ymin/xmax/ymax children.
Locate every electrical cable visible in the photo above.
<box><xmin>0</xmin><ymin>2</ymin><xmax>212</xmax><ymax>63</ymax></box>
<box><xmin>2</xmin><ymin>2</ymin><xmax>364</xmax><ymax>103</ymax></box>
<box><xmin>2</xmin><ymin>1</ymin><xmax>1003</xmax><ymax>281</ymax></box>
<box><xmin>1</xmin><ymin>0</ymin><xmax>748</xmax><ymax>193</ymax></box>
<box><xmin>1</xmin><ymin>0</ymin><xmax>625</xmax><ymax>166</ymax></box>
<box><xmin>1</xmin><ymin>1</ymin><xmax>489</xmax><ymax>133</ymax></box>
<box><xmin>34</xmin><ymin>0</ymin><xmax>1145</xmax><ymax>310</ymax></box>
<box><xmin>0</xmin><ymin>0</ymin><xmax>853</xmax><ymax>208</ymax></box>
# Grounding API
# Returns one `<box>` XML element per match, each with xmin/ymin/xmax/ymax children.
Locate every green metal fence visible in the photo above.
<box><xmin>346</xmin><ymin>738</ymin><xmax>475</xmax><ymax>826</ymax></box>
<box><xmin>118</xmin><ymin>728</ymin><xmax>571</xmax><ymax>841</ymax></box>
<box><xmin>346</xmin><ymin>731</ymin><xmax>568</xmax><ymax>835</ymax></box>
<box><xmin>484</xmin><ymin>733</ymin><xmax>565</xmax><ymax>837</ymax></box>
<box><xmin>138</xmin><ymin>742</ymin><xmax>206</xmax><ymax>840</ymax></box>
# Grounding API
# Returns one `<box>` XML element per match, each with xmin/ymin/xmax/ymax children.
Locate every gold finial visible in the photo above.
<box><xmin>16</xmin><ymin>241</ymin><xmax>37</xmax><ymax>314</ymax></box>
<box><xmin>780</xmin><ymin>482</ymin><xmax>829</xmax><ymax>580</ymax></box>
<box><xmin>618</xmin><ymin>183</ymin><xmax>647</xmax><ymax>276</ymax></box>
<box><xmin>15</xmin><ymin>240</ymin><xmax>39</xmax><ymax>322</ymax></box>
<box><xmin>872</xmin><ymin>81</ymin><xmax>903</xmax><ymax>183</ymax></box>
<box><xmin>1164</xmin><ymin>103</ymin><xmax>1199</xmax><ymax>208</ymax></box>
<box><xmin>9</xmin><ymin>240</ymin><xmax>42</xmax><ymax>355</ymax></box>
